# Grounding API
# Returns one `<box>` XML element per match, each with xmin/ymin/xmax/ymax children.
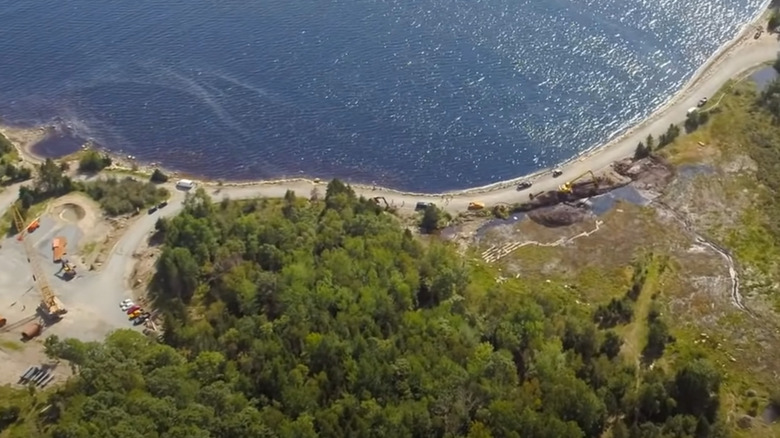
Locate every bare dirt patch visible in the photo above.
<box><xmin>130</xmin><ymin>240</ymin><xmax>161</xmax><ymax>299</ymax></box>
<box><xmin>528</xmin><ymin>203</ymin><xmax>594</xmax><ymax>227</ymax></box>
<box><xmin>47</xmin><ymin>193</ymin><xmax>123</xmax><ymax>269</ymax></box>
<box><xmin>613</xmin><ymin>156</ymin><xmax>676</xmax><ymax>191</ymax></box>
<box><xmin>0</xmin><ymin>332</ymin><xmax>72</xmax><ymax>387</ymax></box>
<box><xmin>49</xmin><ymin>194</ymin><xmax>99</xmax><ymax>230</ymax></box>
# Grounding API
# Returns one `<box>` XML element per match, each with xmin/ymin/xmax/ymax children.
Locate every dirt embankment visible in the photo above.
<box><xmin>520</xmin><ymin>156</ymin><xmax>674</xmax><ymax>228</ymax></box>
<box><xmin>528</xmin><ymin>203</ymin><xmax>596</xmax><ymax>227</ymax></box>
<box><xmin>613</xmin><ymin>155</ymin><xmax>676</xmax><ymax>191</ymax></box>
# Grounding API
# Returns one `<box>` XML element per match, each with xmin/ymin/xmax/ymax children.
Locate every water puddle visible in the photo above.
<box><xmin>475</xmin><ymin>214</ymin><xmax>526</xmax><ymax>239</ymax></box>
<box><xmin>589</xmin><ymin>185</ymin><xmax>650</xmax><ymax>216</ymax></box>
<box><xmin>750</xmin><ymin>66</ymin><xmax>779</xmax><ymax>91</ymax></box>
<box><xmin>440</xmin><ymin>213</ymin><xmax>527</xmax><ymax>241</ymax></box>
<box><xmin>677</xmin><ymin>163</ymin><xmax>715</xmax><ymax>180</ymax></box>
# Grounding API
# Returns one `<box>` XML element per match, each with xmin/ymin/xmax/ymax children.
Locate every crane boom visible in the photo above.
<box><xmin>12</xmin><ymin>205</ymin><xmax>66</xmax><ymax>319</ymax></box>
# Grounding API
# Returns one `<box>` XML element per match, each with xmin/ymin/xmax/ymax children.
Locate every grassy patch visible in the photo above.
<box><xmin>80</xmin><ymin>241</ymin><xmax>97</xmax><ymax>256</ymax></box>
<box><xmin>0</xmin><ymin>340</ymin><xmax>21</xmax><ymax>351</ymax></box>
<box><xmin>1</xmin><ymin>199</ymin><xmax>50</xmax><ymax>237</ymax></box>
<box><xmin>0</xmin><ymin>385</ymin><xmax>38</xmax><ymax>438</ymax></box>
<box><xmin>618</xmin><ymin>254</ymin><xmax>667</xmax><ymax>364</ymax></box>
<box><xmin>725</xmin><ymin>206</ymin><xmax>780</xmax><ymax>275</ymax></box>
<box><xmin>104</xmin><ymin>167</ymin><xmax>152</xmax><ymax>180</ymax></box>
<box><xmin>662</xmin><ymin>79</ymin><xmax>780</xmax><ymax>308</ymax></box>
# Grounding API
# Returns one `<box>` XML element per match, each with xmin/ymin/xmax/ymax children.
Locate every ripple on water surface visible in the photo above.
<box><xmin>0</xmin><ymin>0</ymin><xmax>768</xmax><ymax>191</ymax></box>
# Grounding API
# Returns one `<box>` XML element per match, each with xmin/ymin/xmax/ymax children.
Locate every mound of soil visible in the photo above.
<box><xmin>613</xmin><ymin>156</ymin><xmax>675</xmax><ymax>191</ymax></box>
<box><xmin>528</xmin><ymin>203</ymin><xmax>594</xmax><ymax>228</ymax></box>
<box><xmin>55</xmin><ymin>203</ymin><xmax>86</xmax><ymax>222</ymax></box>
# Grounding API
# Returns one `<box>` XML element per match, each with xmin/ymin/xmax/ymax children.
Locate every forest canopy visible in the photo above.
<box><xmin>5</xmin><ymin>181</ymin><xmax>726</xmax><ymax>438</ymax></box>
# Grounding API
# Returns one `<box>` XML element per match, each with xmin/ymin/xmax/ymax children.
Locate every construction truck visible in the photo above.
<box><xmin>558</xmin><ymin>170</ymin><xmax>598</xmax><ymax>194</ymax></box>
<box><xmin>52</xmin><ymin>237</ymin><xmax>67</xmax><ymax>262</ymax></box>
<box><xmin>12</xmin><ymin>205</ymin><xmax>67</xmax><ymax>321</ymax></box>
<box><xmin>468</xmin><ymin>202</ymin><xmax>485</xmax><ymax>210</ymax></box>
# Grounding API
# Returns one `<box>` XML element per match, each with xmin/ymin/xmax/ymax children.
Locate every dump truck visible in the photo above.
<box><xmin>21</xmin><ymin>322</ymin><xmax>42</xmax><ymax>340</ymax></box>
<box><xmin>52</xmin><ymin>237</ymin><xmax>67</xmax><ymax>263</ymax></box>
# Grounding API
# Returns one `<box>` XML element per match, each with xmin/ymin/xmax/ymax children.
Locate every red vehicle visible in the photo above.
<box><xmin>126</xmin><ymin>305</ymin><xmax>141</xmax><ymax>315</ymax></box>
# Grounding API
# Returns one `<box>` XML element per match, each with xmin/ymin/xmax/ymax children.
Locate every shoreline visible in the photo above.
<box><xmin>0</xmin><ymin>8</ymin><xmax>777</xmax><ymax>204</ymax></box>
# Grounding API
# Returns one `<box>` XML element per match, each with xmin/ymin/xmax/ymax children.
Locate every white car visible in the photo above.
<box><xmin>120</xmin><ymin>300</ymin><xmax>134</xmax><ymax>311</ymax></box>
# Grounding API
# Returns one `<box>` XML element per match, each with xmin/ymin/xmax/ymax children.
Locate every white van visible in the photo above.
<box><xmin>176</xmin><ymin>179</ymin><xmax>195</xmax><ymax>190</ymax></box>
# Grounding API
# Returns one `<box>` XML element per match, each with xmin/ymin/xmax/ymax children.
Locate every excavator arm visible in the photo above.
<box><xmin>372</xmin><ymin>197</ymin><xmax>390</xmax><ymax>209</ymax></box>
<box><xmin>559</xmin><ymin>170</ymin><xmax>597</xmax><ymax>194</ymax></box>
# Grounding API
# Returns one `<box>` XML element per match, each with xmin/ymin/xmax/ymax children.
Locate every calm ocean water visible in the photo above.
<box><xmin>0</xmin><ymin>0</ymin><xmax>767</xmax><ymax>191</ymax></box>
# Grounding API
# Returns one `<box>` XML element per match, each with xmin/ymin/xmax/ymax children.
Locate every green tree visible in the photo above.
<box><xmin>673</xmin><ymin>359</ymin><xmax>721</xmax><ymax>422</ymax></box>
<box><xmin>634</xmin><ymin>141</ymin><xmax>649</xmax><ymax>160</ymax></box>
<box><xmin>420</xmin><ymin>204</ymin><xmax>446</xmax><ymax>233</ymax></box>
<box><xmin>17</xmin><ymin>182</ymin><xmax>732</xmax><ymax>437</ymax></box>
<box><xmin>642</xmin><ymin>317</ymin><xmax>670</xmax><ymax>362</ymax></box>
<box><xmin>151</xmin><ymin>168</ymin><xmax>169</xmax><ymax>183</ymax></box>
<box><xmin>600</xmin><ymin>331</ymin><xmax>623</xmax><ymax>359</ymax></box>
<box><xmin>35</xmin><ymin>158</ymin><xmax>73</xmax><ymax>197</ymax></box>
<box><xmin>645</xmin><ymin>134</ymin><xmax>655</xmax><ymax>152</ymax></box>
<box><xmin>78</xmin><ymin>150</ymin><xmax>112</xmax><ymax>173</ymax></box>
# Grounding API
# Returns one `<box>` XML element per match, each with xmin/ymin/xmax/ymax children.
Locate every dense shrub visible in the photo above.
<box><xmin>83</xmin><ymin>177</ymin><xmax>168</xmax><ymax>216</ymax></box>
<box><xmin>77</xmin><ymin>150</ymin><xmax>112</xmax><ymax>173</ymax></box>
<box><xmin>150</xmin><ymin>168</ymin><xmax>169</xmax><ymax>183</ymax></box>
<box><xmin>0</xmin><ymin>180</ymin><xmax>728</xmax><ymax>437</ymax></box>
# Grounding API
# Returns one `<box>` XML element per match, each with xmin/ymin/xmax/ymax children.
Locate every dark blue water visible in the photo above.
<box><xmin>0</xmin><ymin>0</ymin><xmax>767</xmax><ymax>192</ymax></box>
<box><xmin>751</xmin><ymin>65</ymin><xmax>779</xmax><ymax>90</ymax></box>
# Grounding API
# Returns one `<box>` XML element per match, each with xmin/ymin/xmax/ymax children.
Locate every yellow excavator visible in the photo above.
<box><xmin>12</xmin><ymin>205</ymin><xmax>67</xmax><ymax>320</ymax></box>
<box><xmin>558</xmin><ymin>170</ymin><xmax>597</xmax><ymax>194</ymax></box>
<box><xmin>60</xmin><ymin>259</ymin><xmax>77</xmax><ymax>279</ymax></box>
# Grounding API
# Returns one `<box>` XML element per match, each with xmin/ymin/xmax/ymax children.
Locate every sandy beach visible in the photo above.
<box><xmin>2</xmin><ymin>11</ymin><xmax>778</xmax><ymax>214</ymax></box>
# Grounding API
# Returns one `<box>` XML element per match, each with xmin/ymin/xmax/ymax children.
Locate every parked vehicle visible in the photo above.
<box><xmin>129</xmin><ymin>310</ymin><xmax>142</xmax><ymax>320</ymax></box>
<box><xmin>158</xmin><ymin>200</ymin><xmax>168</xmax><ymax>209</ymax></box>
<box><xmin>148</xmin><ymin>206</ymin><xmax>158</xmax><ymax>215</ymax></box>
<box><xmin>516</xmin><ymin>181</ymin><xmax>532</xmax><ymax>191</ymax></box>
<box><xmin>126</xmin><ymin>305</ymin><xmax>141</xmax><ymax>314</ymax></box>
<box><xmin>552</xmin><ymin>169</ymin><xmax>563</xmax><ymax>178</ymax></box>
<box><xmin>176</xmin><ymin>179</ymin><xmax>195</xmax><ymax>190</ymax></box>
<box><xmin>133</xmin><ymin>315</ymin><xmax>149</xmax><ymax>326</ymax></box>
<box><xmin>698</xmin><ymin>97</ymin><xmax>708</xmax><ymax>107</ymax></box>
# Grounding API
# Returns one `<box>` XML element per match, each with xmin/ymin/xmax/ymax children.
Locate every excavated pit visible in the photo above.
<box><xmin>54</xmin><ymin>203</ymin><xmax>86</xmax><ymax>223</ymax></box>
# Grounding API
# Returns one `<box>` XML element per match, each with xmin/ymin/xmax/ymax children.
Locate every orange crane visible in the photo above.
<box><xmin>12</xmin><ymin>205</ymin><xmax>67</xmax><ymax>320</ymax></box>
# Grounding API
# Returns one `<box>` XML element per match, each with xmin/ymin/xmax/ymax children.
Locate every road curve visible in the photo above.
<box><xmin>197</xmin><ymin>27</ymin><xmax>780</xmax><ymax>216</ymax></box>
